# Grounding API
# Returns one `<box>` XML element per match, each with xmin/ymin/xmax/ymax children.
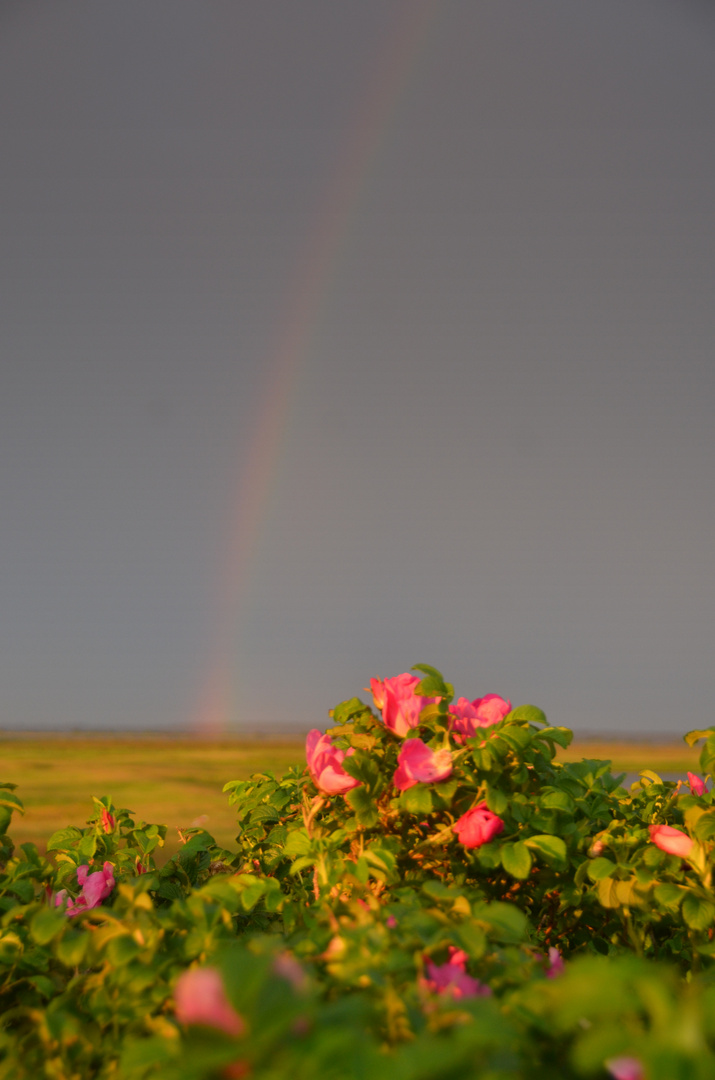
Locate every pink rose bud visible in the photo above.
<box><xmin>453</xmin><ymin>803</ymin><xmax>504</xmax><ymax>850</ymax></box>
<box><xmin>649</xmin><ymin>823</ymin><xmax>693</xmax><ymax>859</ymax></box>
<box><xmin>422</xmin><ymin>946</ymin><xmax>491</xmax><ymax>1000</ymax></box>
<box><xmin>688</xmin><ymin>772</ymin><xmax>707</xmax><ymax>797</ymax></box>
<box><xmin>605</xmin><ymin>1057</ymin><xmax>645</xmax><ymax>1080</ymax></box>
<box><xmin>370</xmin><ymin>673</ymin><xmax>440</xmax><ymax>738</ymax></box>
<box><xmin>393</xmin><ymin>738</ymin><xmax>453</xmax><ymax>791</ymax></box>
<box><xmin>448</xmin><ymin>694</ymin><xmax>512</xmax><ymax>742</ymax></box>
<box><xmin>174</xmin><ymin>967</ymin><xmax>245</xmax><ymax>1037</ymax></box>
<box><xmin>101</xmin><ymin>809</ymin><xmax>115</xmax><ymax>833</ymax></box>
<box><xmin>305</xmin><ymin>730</ymin><xmax>361</xmax><ymax>796</ymax></box>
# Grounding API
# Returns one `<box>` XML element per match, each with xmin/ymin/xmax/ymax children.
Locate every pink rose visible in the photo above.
<box><xmin>453</xmin><ymin>803</ymin><xmax>504</xmax><ymax>850</ymax></box>
<box><xmin>688</xmin><ymin>772</ymin><xmax>707</xmax><ymax>797</ymax></box>
<box><xmin>56</xmin><ymin>861</ymin><xmax>115</xmax><ymax>917</ymax></box>
<box><xmin>393</xmin><ymin>738</ymin><xmax>453</xmax><ymax>791</ymax></box>
<box><xmin>370</xmin><ymin>673</ymin><xmax>439</xmax><ymax>738</ymax></box>
<box><xmin>449</xmin><ymin>694</ymin><xmax>512</xmax><ymax>742</ymax></box>
<box><xmin>423</xmin><ymin>947</ymin><xmax>491</xmax><ymax>1000</ymax></box>
<box><xmin>175</xmin><ymin>967</ymin><xmax>245</xmax><ymax>1037</ymax></box>
<box><xmin>306</xmin><ymin>730</ymin><xmax>361</xmax><ymax>796</ymax></box>
<box><xmin>605</xmin><ymin>1058</ymin><xmax>645</xmax><ymax>1080</ymax></box>
<box><xmin>649</xmin><ymin>823</ymin><xmax>693</xmax><ymax>859</ymax></box>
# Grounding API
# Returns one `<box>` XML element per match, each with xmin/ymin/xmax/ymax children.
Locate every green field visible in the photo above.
<box><xmin>1</xmin><ymin>734</ymin><xmax>700</xmax><ymax>864</ymax></box>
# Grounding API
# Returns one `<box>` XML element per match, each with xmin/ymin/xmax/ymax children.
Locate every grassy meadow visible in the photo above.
<box><xmin>1</xmin><ymin>733</ymin><xmax>701</xmax><ymax>864</ymax></box>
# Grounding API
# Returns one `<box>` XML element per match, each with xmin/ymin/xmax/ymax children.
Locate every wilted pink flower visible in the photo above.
<box><xmin>175</xmin><ymin>967</ymin><xmax>245</xmax><ymax>1037</ymax></box>
<box><xmin>605</xmin><ymin>1057</ymin><xmax>645</xmax><ymax>1080</ymax></box>
<box><xmin>393</xmin><ymin>738</ymin><xmax>453</xmax><ymax>791</ymax></box>
<box><xmin>306</xmin><ymin>730</ymin><xmax>361</xmax><ymax>796</ymax></box>
<box><xmin>423</xmin><ymin>947</ymin><xmax>491</xmax><ymax>1000</ymax></box>
<box><xmin>100</xmin><ymin>808</ymin><xmax>115</xmax><ymax>833</ymax></box>
<box><xmin>649</xmin><ymin>823</ymin><xmax>693</xmax><ymax>859</ymax></box>
<box><xmin>449</xmin><ymin>694</ymin><xmax>512</xmax><ymax>742</ymax></box>
<box><xmin>56</xmin><ymin>861</ymin><xmax>115</xmax><ymax>917</ymax></box>
<box><xmin>546</xmin><ymin>947</ymin><xmax>564</xmax><ymax>978</ymax></box>
<box><xmin>453</xmin><ymin>803</ymin><xmax>504</xmax><ymax>850</ymax></box>
<box><xmin>370</xmin><ymin>673</ymin><xmax>439</xmax><ymax>738</ymax></box>
<box><xmin>688</xmin><ymin>772</ymin><xmax>707</xmax><ymax>797</ymax></box>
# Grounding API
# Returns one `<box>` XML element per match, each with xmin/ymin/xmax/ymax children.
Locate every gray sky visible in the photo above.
<box><xmin>2</xmin><ymin>1</ymin><xmax>714</xmax><ymax>736</ymax></box>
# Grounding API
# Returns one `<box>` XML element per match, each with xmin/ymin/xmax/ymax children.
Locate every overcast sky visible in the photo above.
<box><xmin>2</xmin><ymin>0</ymin><xmax>714</xmax><ymax>737</ymax></box>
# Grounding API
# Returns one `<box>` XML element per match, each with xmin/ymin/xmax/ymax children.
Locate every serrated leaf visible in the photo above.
<box><xmin>525</xmin><ymin>834</ymin><xmax>568</xmax><ymax>867</ymax></box>
<box><xmin>682</xmin><ymin>894</ymin><xmax>715</xmax><ymax>930</ymax></box>
<box><xmin>506</xmin><ymin>705</ymin><xmax>548</xmax><ymax>727</ymax></box>
<box><xmin>654</xmin><ymin>883</ymin><xmax>684</xmax><ymax>909</ymax></box>
<box><xmin>586</xmin><ymin>857</ymin><xmax>617</xmax><ymax>881</ymax></box>
<box><xmin>537</xmin><ymin>726</ymin><xmax>573</xmax><ymax>748</ymax></box>
<box><xmin>500</xmin><ymin>841</ymin><xmax>532</xmax><ymax>879</ymax></box>
<box><xmin>284</xmin><ymin>829</ymin><xmax>311</xmax><ymax>856</ymax></box>
<box><xmin>345</xmin><ymin>785</ymin><xmax>380</xmax><ymax>827</ymax></box>
<box><xmin>397</xmin><ymin>785</ymin><xmax>434</xmax><ymax>816</ymax></box>
<box><xmin>46</xmin><ymin>827</ymin><xmax>83</xmax><ymax>851</ymax></box>
<box><xmin>540</xmin><ymin>790</ymin><xmax>576</xmax><ymax>813</ymax></box>
<box><xmin>684</xmin><ymin>728</ymin><xmax>715</xmax><ymax>747</ymax></box>
<box><xmin>30</xmin><ymin>907</ymin><xmax>67</xmax><ymax>945</ymax></box>
<box><xmin>497</xmin><ymin>726</ymin><xmax>533</xmax><ymax>752</ymax></box>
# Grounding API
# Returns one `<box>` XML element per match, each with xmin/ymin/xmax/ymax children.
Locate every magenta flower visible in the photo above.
<box><xmin>449</xmin><ymin>694</ymin><xmax>512</xmax><ymax>742</ymax></box>
<box><xmin>55</xmin><ymin>861</ymin><xmax>115</xmax><ymax>917</ymax></box>
<box><xmin>423</xmin><ymin>947</ymin><xmax>491</xmax><ymax>1000</ymax></box>
<box><xmin>453</xmin><ymin>803</ymin><xmax>504</xmax><ymax>850</ymax></box>
<box><xmin>175</xmin><ymin>967</ymin><xmax>245</xmax><ymax>1037</ymax></box>
<box><xmin>393</xmin><ymin>738</ymin><xmax>453</xmax><ymax>791</ymax></box>
<box><xmin>688</xmin><ymin>772</ymin><xmax>708</xmax><ymax>796</ymax></box>
<box><xmin>649</xmin><ymin>823</ymin><xmax>693</xmax><ymax>858</ymax></box>
<box><xmin>369</xmin><ymin>673</ymin><xmax>439</xmax><ymax>738</ymax></box>
<box><xmin>306</xmin><ymin>730</ymin><xmax>361</xmax><ymax>796</ymax></box>
<box><xmin>545</xmin><ymin>947</ymin><xmax>564</xmax><ymax>978</ymax></box>
<box><xmin>605</xmin><ymin>1057</ymin><xmax>645</xmax><ymax>1080</ymax></box>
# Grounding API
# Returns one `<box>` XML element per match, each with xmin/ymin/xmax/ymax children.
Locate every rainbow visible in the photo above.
<box><xmin>193</xmin><ymin>2</ymin><xmax>440</xmax><ymax>732</ymax></box>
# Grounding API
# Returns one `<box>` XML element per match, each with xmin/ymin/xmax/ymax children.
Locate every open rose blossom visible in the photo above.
<box><xmin>369</xmin><ymin>673</ymin><xmax>439</xmax><ymax>737</ymax></box>
<box><xmin>688</xmin><ymin>772</ymin><xmax>708</xmax><ymax>796</ymax></box>
<box><xmin>649</xmin><ymin>823</ymin><xmax>693</xmax><ymax>858</ymax></box>
<box><xmin>55</xmin><ymin>861</ymin><xmax>115</xmax><ymax>917</ymax></box>
<box><xmin>453</xmin><ymin>803</ymin><xmax>504</xmax><ymax>850</ymax></box>
<box><xmin>449</xmin><ymin>694</ymin><xmax>512</xmax><ymax>742</ymax></box>
<box><xmin>175</xmin><ymin>967</ymin><xmax>245</xmax><ymax>1037</ymax></box>
<box><xmin>423</xmin><ymin>947</ymin><xmax>491</xmax><ymax>1000</ymax></box>
<box><xmin>393</xmin><ymin>738</ymin><xmax>452</xmax><ymax>792</ymax></box>
<box><xmin>306</xmin><ymin>730</ymin><xmax>361</xmax><ymax>796</ymax></box>
<box><xmin>605</xmin><ymin>1057</ymin><xmax>645</xmax><ymax>1080</ymax></box>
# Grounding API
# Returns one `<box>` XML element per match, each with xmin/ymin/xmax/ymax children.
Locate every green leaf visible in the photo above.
<box><xmin>639</xmin><ymin>769</ymin><xmax>664</xmax><ymax>786</ymax></box>
<box><xmin>472</xmin><ymin>901</ymin><xmax>528</xmax><ymax>942</ymax></box>
<box><xmin>684</xmin><ymin>728</ymin><xmax>715</xmax><ymax>747</ymax></box>
<box><xmin>525</xmin><ymin>834</ymin><xmax>568</xmax><ymax>867</ymax></box>
<box><xmin>497</xmin><ymin>725</ymin><xmax>533</xmax><ymax>752</ymax></box>
<box><xmin>284</xmin><ymin>829</ymin><xmax>311</xmax><ymax>856</ymax></box>
<box><xmin>500</xmin><ymin>841</ymin><xmax>532</xmax><ymax>879</ymax></box>
<box><xmin>239</xmin><ymin>879</ymin><xmax>268</xmax><ymax>912</ymax></box>
<box><xmin>346</xmin><ymin>785</ymin><xmax>380</xmax><ymax>828</ymax></box>
<box><xmin>682</xmin><ymin>893</ymin><xmax>715</xmax><ymax>930</ymax></box>
<box><xmin>693</xmin><ymin>811</ymin><xmax>715</xmax><ymax>842</ymax></box>
<box><xmin>331</xmin><ymin>697</ymin><xmax>374</xmax><ymax>726</ymax></box>
<box><xmin>30</xmin><ymin>907</ymin><xmax>67</xmax><ymax>945</ymax></box>
<box><xmin>397</xmin><ymin>785</ymin><xmax>434</xmax><ymax>816</ymax></box>
<box><xmin>586</xmin><ymin>857</ymin><xmax>617</xmax><ymax>882</ymax></box>
<box><xmin>46</xmin><ymin>826</ymin><xmax>83</xmax><ymax>852</ymax></box>
<box><xmin>506</xmin><ymin>705</ymin><xmax>548</xmax><ymax>727</ymax></box>
<box><xmin>0</xmin><ymin>791</ymin><xmax>24</xmax><ymax>814</ymax></box>
<box><xmin>540</xmin><ymin>790</ymin><xmax>576</xmax><ymax>813</ymax></box>
<box><xmin>106</xmin><ymin>934</ymin><xmax>142</xmax><ymax>966</ymax></box>
<box><xmin>536</xmin><ymin>726</ymin><xmax>573</xmax><ymax>748</ymax></box>
<box><xmin>654</xmin><ymin>883</ymin><xmax>684</xmax><ymax>910</ymax></box>
<box><xmin>485</xmin><ymin>786</ymin><xmax>508</xmax><ymax>816</ymax></box>
<box><xmin>56</xmin><ymin>928</ymin><xmax>88</xmax><ymax>967</ymax></box>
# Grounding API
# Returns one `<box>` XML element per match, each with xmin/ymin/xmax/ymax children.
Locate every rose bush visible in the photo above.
<box><xmin>3</xmin><ymin>666</ymin><xmax>715</xmax><ymax>1078</ymax></box>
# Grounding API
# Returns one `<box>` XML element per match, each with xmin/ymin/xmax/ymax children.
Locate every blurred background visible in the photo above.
<box><xmin>2</xmin><ymin>0</ymin><xmax>714</xmax><ymax>737</ymax></box>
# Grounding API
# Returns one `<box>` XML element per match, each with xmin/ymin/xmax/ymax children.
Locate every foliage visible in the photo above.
<box><xmin>1</xmin><ymin>666</ymin><xmax>715</xmax><ymax>1078</ymax></box>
